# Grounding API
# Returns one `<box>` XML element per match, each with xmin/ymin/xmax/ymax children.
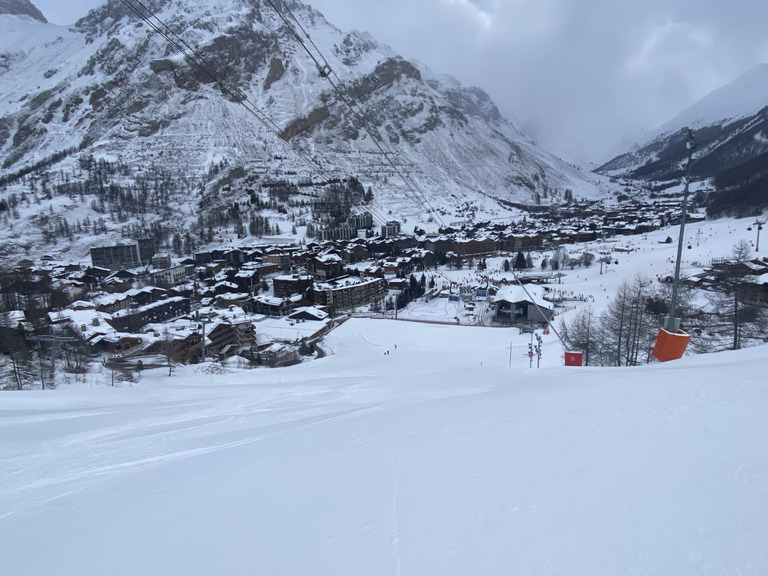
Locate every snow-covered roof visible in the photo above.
<box><xmin>47</xmin><ymin>307</ymin><xmax>115</xmax><ymax>342</ymax></box>
<box><xmin>255</xmin><ymin>295</ymin><xmax>287</xmax><ymax>307</ymax></box>
<box><xmin>274</xmin><ymin>274</ymin><xmax>313</xmax><ymax>281</ymax></box>
<box><xmin>494</xmin><ymin>285</ymin><xmax>552</xmax><ymax>310</ymax></box>
<box><xmin>289</xmin><ymin>306</ymin><xmax>329</xmax><ymax>321</ymax></box>
<box><xmin>316</xmin><ymin>275</ymin><xmax>379</xmax><ymax>290</ymax></box>
<box><xmin>111</xmin><ymin>297</ymin><xmax>186</xmax><ymax>318</ymax></box>
<box><xmin>315</xmin><ymin>253</ymin><xmax>343</xmax><ymax>263</ymax></box>
<box><xmin>93</xmin><ymin>293</ymin><xmax>127</xmax><ymax>307</ymax></box>
<box><xmin>0</xmin><ymin>310</ymin><xmax>26</xmax><ymax>328</ymax></box>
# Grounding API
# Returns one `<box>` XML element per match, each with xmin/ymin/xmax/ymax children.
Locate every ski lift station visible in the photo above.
<box><xmin>493</xmin><ymin>285</ymin><xmax>553</xmax><ymax>325</ymax></box>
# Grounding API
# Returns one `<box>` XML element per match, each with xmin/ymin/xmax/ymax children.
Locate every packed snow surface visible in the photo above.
<box><xmin>2</xmin><ymin>316</ymin><xmax>767</xmax><ymax>574</ymax></box>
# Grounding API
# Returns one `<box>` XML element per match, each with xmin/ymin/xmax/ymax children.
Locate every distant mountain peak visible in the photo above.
<box><xmin>597</xmin><ymin>62</ymin><xmax>768</xmax><ymax>217</ymax></box>
<box><xmin>0</xmin><ymin>0</ymin><xmax>47</xmax><ymax>23</ymax></box>
<box><xmin>659</xmin><ymin>62</ymin><xmax>768</xmax><ymax>134</ymax></box>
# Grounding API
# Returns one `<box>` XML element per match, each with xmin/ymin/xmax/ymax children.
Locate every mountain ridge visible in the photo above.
<box><xmin>596</xmin><ymin>62</ymin><xmax>768</xmax><ymax>216</ymax></box>
<box><xmin>0</xmin><ymin>1</ymin><xmax>605</xmax><ymax>228</ymax></box>
<box><xmin>0</xmin><ymin>0</ymin><xmax>46</xmax><ymax>22</ymax></box>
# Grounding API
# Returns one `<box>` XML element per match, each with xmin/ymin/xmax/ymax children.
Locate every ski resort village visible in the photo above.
<box><xmin>3</xmin><ymin>195</ymin><xmax>766</xmax><ymax>382</ymax></box>
<box><xmin>2</xmin><ymin>0</ymin><xmax>768</xmax><ymax>574</ymax></box>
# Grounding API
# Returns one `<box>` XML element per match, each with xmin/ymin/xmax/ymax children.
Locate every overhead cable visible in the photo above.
<box><xmin>266</xmin><ymin>0</ymin><xmax>445</xmax><ymax>226</ymax></box>
<box><xmin>118</xmin><ymin>0</ymin><xmax>330</xmax><ymax>179</ymax></box>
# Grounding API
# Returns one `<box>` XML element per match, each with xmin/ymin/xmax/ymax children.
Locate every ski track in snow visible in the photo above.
<box><xmin>1</xmin><ymin>218</ymin><xmax>768</xmax><ymax>574</ymax></box>
<box><xmin>1</xmin><ymin>323</ymin><xmax>767</xmax><ymax>575</ymax></box>
<box><xmin>387</xmin><ymin>445</ymin><xmax>403</xmax><ymax>576</ymax></box>
<box><xmin>1</xmin><ymin>400</ymin><xmax>385</xmax><ymax>520</ymax></box>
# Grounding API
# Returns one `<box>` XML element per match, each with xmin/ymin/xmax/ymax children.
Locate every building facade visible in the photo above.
<box><xmin>314</xmin><ymin>276</ymin><xmax>386</xmax><ymax>310</ymax></box>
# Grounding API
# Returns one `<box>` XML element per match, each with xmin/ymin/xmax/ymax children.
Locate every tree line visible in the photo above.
<box><xmin>560</xmin><ymin>240</ymin><xmax>767</xmax><ymax>365</ymax></box>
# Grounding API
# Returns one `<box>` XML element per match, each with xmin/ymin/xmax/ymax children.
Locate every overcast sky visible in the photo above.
<box><xmin>32</xmin><ymin>0</ymin><xmax>768</xmax><ymax>162</ymax></box>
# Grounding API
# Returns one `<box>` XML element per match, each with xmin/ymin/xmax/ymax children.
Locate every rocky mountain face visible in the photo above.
<box><xmin>598</xmin><ymin>64</ymin><xmax>768</xmax><ymax>217</ymax></box>
<box><xmin>0</xmin><ymin>0</ymin><xmax>607</xmax><ymax>262</ymax></box>
<box><xmin>0</xmin><ymin>0</ymin><xmax>46</xmax><ymax>22</ymax></box>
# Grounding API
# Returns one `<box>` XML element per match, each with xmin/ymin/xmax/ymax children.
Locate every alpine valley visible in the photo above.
<box><xmin>597</xmin><ymin>63</ymin><xmax>768</xmax><ymax>218</ymax></box>
<box><xmin>0</xmin><ymin>0</ymin><xmax>615</xmax><ymax>263</ymax></box>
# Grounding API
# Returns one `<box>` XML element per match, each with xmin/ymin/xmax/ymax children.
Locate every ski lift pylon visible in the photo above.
<box><xmin>652</xmin><ymin>327</ymin><xmax>691</xmax><ymax>362</ymax></box>
<box><xmin>653</xmin><ymin>127</ymin><xmax>696</xmax><ymax>362</ymax></box>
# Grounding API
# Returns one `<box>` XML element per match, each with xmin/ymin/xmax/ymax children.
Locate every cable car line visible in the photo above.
<box><xmin>118</xmin><ymin>0</ymin><xmax>331</xmax><ymax>180</ymax></box>
<box><xmin>120</xmin><ymin>0</ymin><xmax>442</xmax><ymax>227</ymax></box>
<box><xmin>265</xmin><ymin>0</ymin><xmax>445</xmax><ymax>226</ymax></box>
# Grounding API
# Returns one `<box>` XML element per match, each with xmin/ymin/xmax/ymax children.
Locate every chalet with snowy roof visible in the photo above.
<box><xmin>306</xmin><ymin>252</ymin><xmax>344</xmax><ymax>280</ymax></box>
<box><xmin>47</xmin><ymin>306</ymin><xmax>116</xmax><ymax>352</ymax></box>
<box><xmin>94</xmin><ymin>293</ymin><xmax>131</xmax><ymax>314</ymax></box>
<box><xmin>633</xmin><ymin>220</ymin><xmax>659</xmax><ymax>234</ymax></box>
<box><xmin>382</xmin><ymin>256</ymin><xmax>413</xmax><ymax>276</ymax></box>
<box><xmin>559</xmin><ymin>228</ymin><xmax>598</xmax><ymax>244</ymax></box>
<box><xmin>233</xmin><ymin>269</ymin><xmax>260</xmax><ymax>293</ymax></box>
<box><xmin>367</xmin><ymin>235</ymin><xmax>416</xmax><ymax>256</ymax></box>
<box><xmin>167</xmin><ymin>283</ymin><xmax>194</xmax><ymax>299</ymax></box>
<box><xmin>256</xmin><ymin>311</ymin><xmax>332</xmax><ymax>345</ymax></box>
<box><xmin>342</xmin><ymin>240</ymin><xmax>370</xmax><ymax>263</ymax></box>
<box><xmin>403</xmin><ymin>248</ymin><xmax>435</xmax><ymax>269</ymax></box>
<box><xmin>603</xmin><ymin>221</ymin><xmax>636</xmax><ymax>236</ymax></box>
<box><xmin>194</xmin><ymin>249</ymin><xmax>227</xmax><ymax>265</ymax></box>
<box><xmin>53</xmin><ymin>276</ymin><xmax>86</xmax><ymax>303</ymax></box>
<box><xmin>250</xmin><ymin>262</ymin><xmax>280</xmax><ymax>276</ymax></box>
<box><xmin>386</xmin><ymin>278</ymin><xmax>409</xmax><ymax>292</ymax></box>
<box><xmin>0</xmin><ymin>314</ymin><xmax>28</xmax><ymax>356</ymax></box>
<box><xmin>361</xmin><ymin>264</ymin><xmax>384</xmax><ymax>278</ymax></box>
<box><xmin>82</xmin><ymin>266</ymin><xmax>112</xmax><ymax>288</ymax></box>
<box><xmin>212</xmin><ymin>269</ymin><xmax>231</xmax><ymax>283</ymax></box>
<box><xmin>202</xmin><ymin>261</ymin><xmax>228</xmax><ymax>277</ymax></box>
<box><xmin>288</xmin><ymin>306</ymin><xmax>329</xmax><ymax>322</ymax></box>
<box><xmin>223</xmin><ymin>248</ymin><xmax>247</xmax><ymax>266</ymax></box>
<box><xmin>213</xmin><ymin>281</ymin><xmax>239</xmax><ymax>296</ymax></box>
<box><xmin>251</xmin><ymin>295</ymin><xmax>293</xmax><ymax>317</ymax></box>
<box><xmin>103</xmin><ymin>270</ymin><xmax>138</xmax><ymax>293</ymax></box>
<box><xmin>141</xmin><ymin>329</ymin><xmax>203</xmax><ymax>363</ymax></box>
<box><xmin>242</xmin><ymin>247</ymin><xmax>264</xmax><ymax>261</ymax></box>
<box><xmin>691</xmin><ymin>258</ymin><xmax>768</xmax><ymax>305</ymax></box>
<box><xmin>215</xmin><ymin>292</ymin><xmax>251</xmax><ymax>309</ymax></box>
<box><xmin>128</xmin><ymin>286</ymin><xmax>167</xmax><ymax>307</ymax></box>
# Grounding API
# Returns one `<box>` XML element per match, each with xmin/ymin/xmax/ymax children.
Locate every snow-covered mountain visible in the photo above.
<box><xmin>597</xmin><ymin>64</ymin><xmax>768</xmax><ymax>215</ymax></box>
<box><xmin>661</xmin><ymin>64</ymin><xmax>768</xmax><ymax>133</ymax></box>
<box><xmin>0</xmin><ymin>0</ymin><xmax>607</xmax><ymax>262</ymax></box>
<box><xmin>0</xmin><ymin>0</ymin><xmax>45</xmax><ymax>22</ymax></box>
